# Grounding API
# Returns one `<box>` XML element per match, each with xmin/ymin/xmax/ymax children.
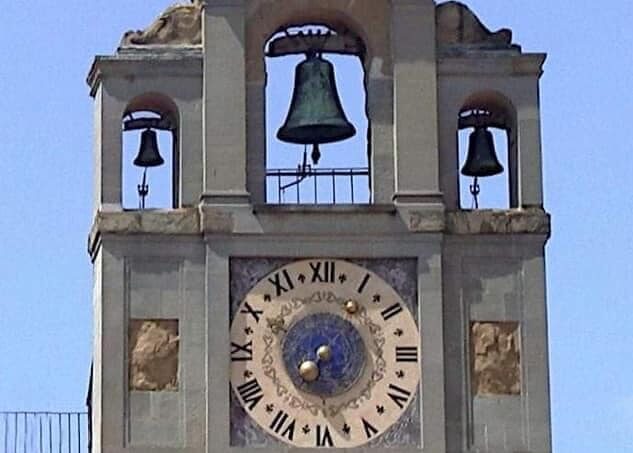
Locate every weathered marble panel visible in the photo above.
<box><xmin>129</xmin><ymin>319</ymin><xmax>179</xmax><ymax>391</ymax></box>
<box><xmin>471</xmin><ymin>321</ymin><xmax>520</xmax><ymax>396</ymax></box>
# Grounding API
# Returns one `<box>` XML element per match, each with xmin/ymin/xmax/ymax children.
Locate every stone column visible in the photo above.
<box><xmin>179</xmin><ymin>97</ymin><xmax>204</xmax><ymax>207</ymax></box>
<box><xmin>246</xmin><ymin>79</ymin><xmax>267</xmax><ymax>205</ymax></box>
<box><xmin>93</xmin><ymin>83</ymin><xmax>124</xmax><ymax>213</ymax></box>
<box><xmin>517</xmin><ymin>85</ymin><xmax>544</xmax><ymax>208</ymax></box>
<box><xmin>391</xmin><ymin>0</ymin><xmax>441</xmax><ymax>205</ymax></box>
<box><xmin>202</xmin><ymin>0</ymin><xmax>250</xmax><ymax>204</ymax></box>
<box><xmin>367</xmin><ymin>75</ymin><xmax>395</xmax><ymax>204</ymax></box>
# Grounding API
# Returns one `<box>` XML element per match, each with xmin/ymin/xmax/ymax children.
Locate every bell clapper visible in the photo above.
<box><xmin>311</xmin><ymin>144</ymin><xmax>321</xmax><ymax>165</ymax></box>
<box><xmin>469</xmin><ymin>177</ymin><xmax>481</xmax><ymax>210</ymax></box>
<box><xmin>137</xmin><ymin>168</ymin><xmax>149</xmax><ymax>210</ymax></box>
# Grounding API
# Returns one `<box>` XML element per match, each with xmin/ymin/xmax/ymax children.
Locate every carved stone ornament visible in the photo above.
<box><xmin>129</xmin><ymin>320</ymin><xmax>179</xmax><ymax>391</ymax></box>
<box><xmin>471</xmin><ymin>322</ymin><xmax>521</xmax><ymax>396</ymax></box>
<box><xmin>436</xmin><ymin>1</ymin><xmax>515</xmax><ymax>49</ymax></box>
<box><xmin>120</xmin><ymin>0</ymin><xmax>204</xmax><ymax>47</ymax></box>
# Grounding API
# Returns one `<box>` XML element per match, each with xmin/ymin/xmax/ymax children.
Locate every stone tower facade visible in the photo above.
<box><xmin>87</xmin><ymin>1</ymin><xmax>551</xmax><ymax>452</ymax></box>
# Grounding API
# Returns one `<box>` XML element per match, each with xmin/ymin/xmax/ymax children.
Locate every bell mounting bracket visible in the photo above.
<box><xmin>266</xmin><ymin>29</ymin><xmax>365</xmax><ymax>58</ymax></box>
<box><xmin>123</xmin><ymin>115</ymin><xmax>174</xmax><ymax>132</ymax></box>
<box><xmin>458</xmin><ymin>109</ymin><xmax>509</xmax><ymax>131</ymax></box>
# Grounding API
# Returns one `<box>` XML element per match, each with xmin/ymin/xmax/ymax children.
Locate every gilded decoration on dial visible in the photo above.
<box><xmin>230</xmin><ymin>259</ymin><xmax>421</xmax><ymax>448</ymax></box>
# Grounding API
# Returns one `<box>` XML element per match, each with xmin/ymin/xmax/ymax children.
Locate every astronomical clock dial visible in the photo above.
<box><xmin>230</xmin><ymin>259</ymin><xmax>421</xmax><ymax>448</ymax></box>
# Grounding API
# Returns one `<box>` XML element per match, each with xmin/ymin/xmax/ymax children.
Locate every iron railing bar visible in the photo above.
<box><xmin>314</xmin><ymin>170</ymin><xmax>317</xmax><ymax>203</ymax></box>
<box><xmin>350</xmin><ymin>169</ymin><xmax>354</xmax><ymax>204</ymax></box>
<box><xmin>49</xmin><ymin>414</ymin><xmax>53</xmax><ymax>453</ymax></box>
<box><xmin>21</xmin><ymin>413</ymin><xmax>25</xmax><ymax>453</ymax></box>
<box><xmin>332</xmin><ymin>170</ymin><xmax>336</xmax><ymax>204</ymax></box>
<box><xmin>77</xmin><ymin>413</ymin><xmax>81</xmax><ymax>453</ymax></box>
<box><xmin>3</xmin><ymin>413</ymin><xmax>7</xmax><ymax>453</ymax></box>
<box><xmin>13</xmin><ymin>412</ymin><xmax>17</xmax><ymax>453</ymax></box>
<box><xmin>67</xmin><ymin>413</ymin><xmax>71</xmax><ymax>453</ymax></box>
<box><xmin>40</xmin><ymin>415</ymin><xmax>43</xmax><ymax>453</ymax></box>
<box><xmin>58</xmin><ymin>413</ymin><xmax>62</xmax><ymax>453</ymax></box>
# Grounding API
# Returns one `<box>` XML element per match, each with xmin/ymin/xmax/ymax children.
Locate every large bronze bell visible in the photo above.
<box><xmin>277</xmin><ymin>53</ymin><xmax>356</xmax><ymax>152</ymax></box>
<box><xmin>461</xmin><ymin>127</ymin><xmax>504</xmax><ymax>177</ymax></box>
<box><xmin>133</xmin><ymin>129</ymin><xmax>165</xmax><ymax>168</ymax></box>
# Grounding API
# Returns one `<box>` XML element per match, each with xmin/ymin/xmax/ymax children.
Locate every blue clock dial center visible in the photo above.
<box><xmin>281</xmin><ymin>312</ymin><xmax>366</xmax><ymax>397</ymax></box>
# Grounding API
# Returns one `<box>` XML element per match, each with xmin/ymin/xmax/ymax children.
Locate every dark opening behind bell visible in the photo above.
<box><xmin>461</xmin><ymin>127</ymin><xmax>504</xmax><ymax>177</ymax></box>
<box><xmin>133</xmin><ymin>129</ymin><xmax>165</xmax><ymax>168</ymax></box>
<box><xmin>277</xmin><ymin>53</ymin><xmax>356</xmax><ymax>146</ymax></box>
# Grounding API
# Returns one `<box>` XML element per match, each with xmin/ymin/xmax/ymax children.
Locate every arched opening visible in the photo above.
<box><xmin>264</xmin><ymin>24</ymin><xmax>370</xmax><ymax>204</ymax></box>
<box><xmin>121</xmin><ymin>93</ymin><xmax>179</xmax><ymax>210</ymax></box>
<box><xmin>457</xmin><ymin>92</ymin><xmax>517</xmax><ymax>210</ymax></box>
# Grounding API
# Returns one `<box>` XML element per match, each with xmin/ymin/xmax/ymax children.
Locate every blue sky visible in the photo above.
<box><xmin>0</xmin><ymin>1</ymin><xmax>632</xmax><ymax>452</ymax></box>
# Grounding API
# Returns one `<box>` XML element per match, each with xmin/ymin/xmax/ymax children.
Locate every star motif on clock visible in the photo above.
<box><xmin>230</xmin><ymin>259</ymin><xmax>421</xmax><ymax>448</ymax></box>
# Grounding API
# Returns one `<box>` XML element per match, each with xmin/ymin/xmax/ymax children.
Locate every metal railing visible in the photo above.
<box><xmin>266</xmin><ymin>167</ymin><xmax>371</xmax><ymax>205</ymax></box>
<box><xmin>0</xmin><ymin>412</ymin><xmax>89</xmax><ymax>453</ymax></box>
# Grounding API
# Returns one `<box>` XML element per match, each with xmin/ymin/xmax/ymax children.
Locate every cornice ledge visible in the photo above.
<box><xmin>446</xmin><ymin>208</ymin><xmax>551</xmax><ymax>235</ymax></box>
<box><xmin>88</xmin><ymin>209</ymin><xmax>201</xmax><ymax>253</ymax></box>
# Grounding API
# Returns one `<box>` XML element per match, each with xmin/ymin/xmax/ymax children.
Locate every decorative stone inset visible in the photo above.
<box><xmin>471</xmin><ymin>322</ymin><xmax>521</xmax><ymax>396</ymax></box>
<box><xmin>129</xmin><ymin>320</ymin><xmax>179</xmax><ymax>391</ymax></box>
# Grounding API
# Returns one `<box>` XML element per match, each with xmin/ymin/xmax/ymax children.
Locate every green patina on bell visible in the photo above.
<box><xmin>277</xmin><ymin>53</ymin><xmax>356</xmax><ymax>149</ymax></box>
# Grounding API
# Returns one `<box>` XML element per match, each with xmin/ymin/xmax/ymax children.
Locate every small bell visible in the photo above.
<box><xmin>461</xmin><ymin>127</ymin><xmax>504</xmax><ymax>177</ymax></box>
<box><xmin>133</xmin><ymin>129</ymin><xmax>164</xmax><ymax>168</ymax></box>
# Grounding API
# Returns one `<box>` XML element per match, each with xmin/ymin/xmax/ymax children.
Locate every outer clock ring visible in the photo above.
<box><xmin>230</xmin><ymin>259</ymin><xmax>421</xmax><ymax>448</ymax></box>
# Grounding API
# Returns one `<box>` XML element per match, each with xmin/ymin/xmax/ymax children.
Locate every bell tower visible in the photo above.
<box><xmin>87</xmin><ymin>1</ymin><xmax>551</xmax><ymax>453</ymax></box>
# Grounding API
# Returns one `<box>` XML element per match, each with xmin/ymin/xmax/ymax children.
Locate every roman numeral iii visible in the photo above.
<box><xmin>396</xmin><ymin>346</ymin><xmax>419</xmax><ymax>362</ymax></box>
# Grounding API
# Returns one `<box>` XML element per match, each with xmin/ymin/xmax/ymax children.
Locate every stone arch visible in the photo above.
<box><xmin>245</xmin><ymin>0</ymin><xmax>392</xmax><ymax>82</ymax></box>
<box><xmin>460</xmin><ymin>90</ymin><xmax>517</xmax><ymax>130</ymax></box>
<box><xmin>124</xmin><ymin>92</ymin><xmax>180</xmax><ymax>128</ymax></box>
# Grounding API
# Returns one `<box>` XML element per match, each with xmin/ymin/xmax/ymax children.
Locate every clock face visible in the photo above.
<box><xmin>230</xmin><ymin>259</ymin><xmax>421</xmax><ymax>448</ymax></box>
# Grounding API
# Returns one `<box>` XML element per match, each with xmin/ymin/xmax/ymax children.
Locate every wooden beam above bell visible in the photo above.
<box><xmin>266</xmin><ymin>31</ymin><xmax>364</xmax><ymax>58</ymax></box>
